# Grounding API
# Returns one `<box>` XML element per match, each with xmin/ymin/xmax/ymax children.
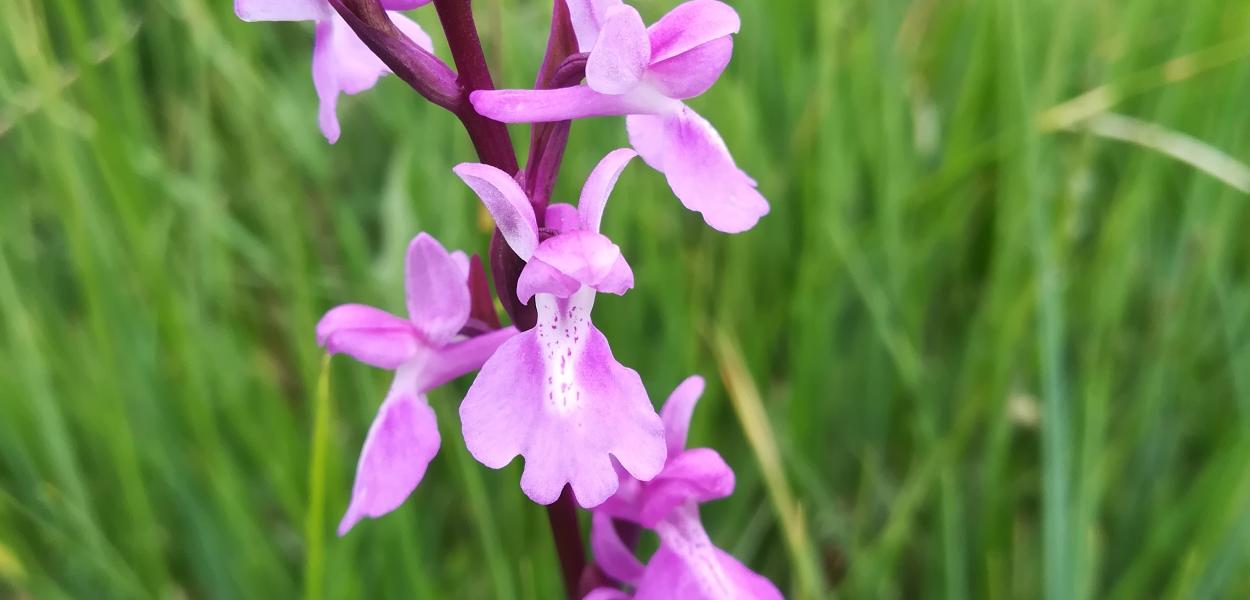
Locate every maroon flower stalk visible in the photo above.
<box><xmin>429</xmin><ymin>0</ymin><xmax>519</xmax><ymax>174</ymax></box>
<box><xmin>328</xmin><ymin>0</ymin><xmax>461</xmax><ymax>109</ymax></box>
<box><xmin>523</xmin><ymin>0</ymin><xmax>581</xmax><ymax>213</ymax></box>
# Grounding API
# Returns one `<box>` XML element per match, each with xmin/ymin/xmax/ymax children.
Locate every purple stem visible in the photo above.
<box><xmin>330</xmin><ymin>0</ymin><xmax>461</xmax><ymax>109</ymax></box>
<box><xmin>548</xmin><ymin>486</ymin><xmax>591</xmax><ymax>600</ymax></box>
<box><xmin>432</xmin><ymin>0</ymin><xmax>519</xmax><ymax>174</ymax></box>
<box><xmin>524</xmin><ymin>53</ymin><xmax>587</xmax><ymax>213</ymax></box>
<box><xmin>490</xmin><ymin>231</ymin><xmax>535</xmax><ymax>330</ymax></box>
<box><xmin>424</xmin><ymin>0</ymin><xmax>538</xmax><ymax>333</ymax></box>
<box><xmin>522</xmin><ymin>0</ymin><xmax>581</xmax><ymax>213</ymax></box>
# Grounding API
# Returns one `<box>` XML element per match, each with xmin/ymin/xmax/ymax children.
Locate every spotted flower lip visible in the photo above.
<box><xmin>316</xmin><ymin>233</ymin><xmax>516</xmax><ymax>535</ymax></box>
<box><xmin>235</xmin><ymin>0</ymin><xmax>433</xmax><ymax>142</ymax></box>
<box><xmin>588</xmin><ymin>376</ymin><xmax>785</xmax><ymax>599</ymax></box>
<box><xmin>453</xmin><ymin>150</ymin><xmax>666</xmax><ymax>508</ymax></box>
<box><xmin>469</xmin><ymin>0</ymin><xmax>768</xmax><ymax>234</ymax></box>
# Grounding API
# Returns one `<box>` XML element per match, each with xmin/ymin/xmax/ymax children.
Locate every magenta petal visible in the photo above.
<box><xmin>637</xmin><ymin>448</ymin><xmax>735</xmax><ymax>526</ymax></box>
<box><xmin>310</xmin><ymin>14</ymin><xmax>388</xmax><ymax>143</ymax></box>
<box><xmin>453</xmin><ymin>163</ymin><xmax>539</xmax><ymax>260</ymax></box>
<box><xmin>235</xmin><ymin>0</ymin><xmax>331</xmax><ymax>22</ymax></box>
<box><xmin>708</xmin><ymin>547</ymin><xmax>785</xmax><ymax>600</ymax></box>
<box><xmin>647</xmin><ymin>0</ymin><xmax>741</xmax><ymax>63</ymax></box>
<box><xmin>338</xmin><ymin>386</ymin><xmax>440</xmax><ymax>535</ymax></box>
<box><xmin>449</xmin><ymin>250</ymin><xmax>471</xmax><ymax>279</ymax></box>
<box><xmin>591</xmin><ymin>511</ymin><xmax>646</xmax><ymax>584</ymax></box>
<box><xmin>583</xmin><ymin>589</ymin><xmax>632</xmax><ymax>600</ymax></box>
<box><xmin>633</xmin><ymin>545</ymin><xmax>782</xmax><ymax>600</ymax></box>
<box><xmin>310</xmin><ymin>11</ymin><xmax>429</xmax><ymax>143</ymax></box>
<box><xmin>626</xmin><ymin>108</ymin><xmax>768</xmax><ymax>233</ymax></box>
<box><xmin>579</xmin><ymin>148</ymin><xmax>637</xmax><ymax>232</ymax></box>
<box><xmin>567</xmin><ymin>0</ymin><xmax>624</xmax><ymax>51</ymax></box>
<box><xmin>636</xmin><ymin>505</ymin><xmax>783</xmax><ymax>600</ymax></box>
<box><xmin>404</xmin><ymin>233</ymin><xmax>470</xmax><ymax>346</ymax></box>
<box><xmin>523</xmin><ymin>231</ymin><xmax>634</xmax><ymax>298</ymax></box>
<box><xmin>417</xmin><ymin>326</ymin><xmax>517</xmax><ymax>391</ymax></box>
<box><xmin>596</xmin><ymin>472</ymin><xmax>645</xmax><ymax>524</ymax></box>
<box><xmin>586</xmin><ymin>5</ymin><xmax>651</xmax><ymax>95</ymax></box>
<box><xmin>594</xmin><ymin>254</ymin><xmax>634</xmax><ymax>297</ymax></box>
<box><xmin>646</xmin><ymin>36</ymin><xmax>733</xmax><ymax>99</ymax></box>
<box><xmin>516</xmin><ymin>258</ymin><xmax>582</xmax><ymax>304</ymax></box>
<box><xmin>544</xmin><ymin>203</ymin><xmax>582</xmax><ymax>234</ymax></box>
<box><xmin>316</xmin><ymin>304</ymin><xmax>419</xmax><ymax>369</ymax></box>
<box><xmin>460</xmin><ymin>290</ymin><xmax>666</xmax><ymax>507</ymax></box>
<box><xmin>661</xmin><ymin>375</ymin><xmax>705</xmax><ymax>453</ymax></box>
<box><xmin>470</xmin><ymin>87</ymin><xmax>669</xmax><ymax>123</ymax></box>
<box><xmin>534</xmin><ymin>231</ymin><xmax>621</xmax><ymax>283</ymax></box>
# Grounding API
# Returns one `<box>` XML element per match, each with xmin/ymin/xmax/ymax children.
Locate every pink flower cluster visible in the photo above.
<box><xmin>239</xmin><ymin>0</ymin><xmax>780</xmax><ymax>597</ymax></box>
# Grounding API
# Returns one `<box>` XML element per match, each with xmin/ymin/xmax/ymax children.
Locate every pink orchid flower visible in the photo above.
<box><xmin>317</xmin><ymin>233</ymin><xmax>517</xmax><ymax>534</ymax></box>
<box><xmin>452</xmin><ymin>149</ymin><xmax>667</xmax><ymax>508</ymax></box>
<box><xmin>235</xmin><ymin>0</ymin><xmax>433</xmax><ymax>143</ymax></box>
<box><xmin>587</xmin><ymin>376</ymin><xmax>784</xmax><ymax>599</ymax></box>
<box><xmin>470</xmin><ymin>0</ymin><xmax>768</xmax><ymax>234</ymax></box>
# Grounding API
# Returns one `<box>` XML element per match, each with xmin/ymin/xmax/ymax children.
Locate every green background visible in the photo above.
<box><xmin>3</xmin><ymin>0</ymin><xmax>1250</xmax><ymax>597</ymax></box>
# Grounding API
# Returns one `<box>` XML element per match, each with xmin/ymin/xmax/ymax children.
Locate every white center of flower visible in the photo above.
<box><xmin>535</xmin><ymin>287</ymin><xmax>596</xmax><ymax>416</ymax></box>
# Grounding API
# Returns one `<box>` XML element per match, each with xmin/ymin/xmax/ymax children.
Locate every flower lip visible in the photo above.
<box><xmin>459</xmin><ymin>288</ymin><xmax>667</xmax><ymax>508</ymax></box>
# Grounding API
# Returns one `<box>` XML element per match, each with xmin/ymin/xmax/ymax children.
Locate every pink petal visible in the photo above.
<box><xmin>544</xmin><ymin>203</ymin><xmax>582</xmax><ymax>234</ymax></box>
<box><xmin>416</xmin><ymin>326</ymin><xmax>517</xmax><ymax>392</ymax></box>
<box><xmin>460</xmin><ymin>289</ymin><xmax>666</xmax><ymax>507</ymax></box>
<box><xmin>637</xmin><ymin>505</ymin><xmax>783</xmax><ymax>600</ymax></box>
<box><xmin>470</xmin><ymin>86</ymin><xmax>672</xmax><ymax>124</ymax></box>
<box><xmin>647</xmin><ymin>0</ymin><xmax>741</xmax><ymax>63</ymax></box>
<box><xmin>338</xmin><ymin>381</ymin><xmax>441</xmax><ymax>535</ymax></box>
<box><xmin>235</xmin><ymin>0</ymin><xmax>331</xmax><ymax>22</ymax></box>
<box><xmin>452</xmin><ymin>163</ymin><xmax>539</xmax><ymax>260</ymax></box>
<box><xmin>633</xmin><ymin>546</ymin><xmax>783</xmax><ymax>600</ymax></box>
<box><xmin>579</xmin><ymin>148</ymin><xmax>638</xmax><ymax>232</ymax></box>
<box><xmin>311</xmin><ymin>12</ymin><xmax>431</xmax><ymax>143</ymax></box>
<box><xmin>625</xmin><ymin>108</ymin><xmax>768</xmax><ymax>233</ymax></box>
<box><xmin>516</xmin><ymin>258</ymin><xmax>583</xmax><ymax>305</ymax></box>
<box><xmin>591</xmin><ymin>511</ymin><xmax>646</xmax><ymax>584</ymax></box>
<box><xmin>586</xmin><ymin>5</ymin><xmax>651</xmax><ymax>95</ymax></box>
<box><xmin>596</xmin><ymin>471</ymin><xmax>645</xmax><ymax>524</ymax></box>
<box><xmin>566</xmin><ymin>0</ymin><xmax>624</xmax><ymax>51</ymax></box>
<box><xmin>637</xmin><ymin>448</ymin><xmax>735</xmax><ymax>527</ymax></box>
<box><xmin>594</xmin><ymin>254</ymin><xmax>635</xmax><ymax>297</ymax></box>
<box><xmin>646</xmin><ymin>36</ymin><xmax>733</xmax><ymax>99</ymax></box>
<box><xmin>404</xmin><ymin>233</ymin><xmax>470</xmax><ymax>346</ymax></box>
<box><xmin>316</xmin><ymin>304</ymin><xmax>419</xmax><ymax>369</ymax></box>
<box><xmin>534</xmin><ymin>231</ymin><xmax>621</xmax><ymax>285</ymax></box>
<box><xmin>449</xmin><ymin>250</ymin><xmax>471</xmax><ymax>279</ymax></box>
<box><xmin>517</xmin><ymin>231</ymin><xmax>634</xmax><ymax>302</ymax></box>
<box><xmin>661</xmin><ymin>375</ymin><xmax>705</xmax><ymax>453</ymax></box>
<box><xmin>583</xmin><ymin>589</ymin><xmax>632</xmax><ymax>600</ymax></box>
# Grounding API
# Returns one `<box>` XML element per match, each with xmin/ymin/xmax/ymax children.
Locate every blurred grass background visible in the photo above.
<box><xmin>3</xmin><ymin>0</ymin><xmax>1250</xmax><ymax>597</ymax></box>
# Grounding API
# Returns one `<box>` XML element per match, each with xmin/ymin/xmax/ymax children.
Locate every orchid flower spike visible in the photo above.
<box><xmin>588</xmin><ymin>376</ymin><xmax>785</xmax><ymax>599</ymax></box>
<box><xmin>452</xmin><ymin>149</ymin><xmax>667</xmax><ymax>508</ymax></box>
<box><xmin>470</xmin><ymin>0</ymin><xmax>767</xmax><ymax>233</ymax></box>
<box><xmin>235</xmin><ymin>0</ymin><xmax>433</xmax><ymax>143</ymax></box>
<box><xmin>316</xmin><ymin>233</ymin><xmax>517</xmax><ymax>534</ymax></box>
